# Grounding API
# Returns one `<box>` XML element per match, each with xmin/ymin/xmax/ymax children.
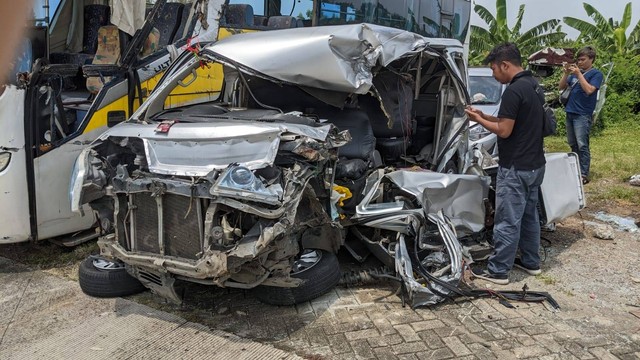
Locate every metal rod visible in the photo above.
<box><xmin>415</xmin><ymin>51</ymin><xmax>423</xmax><ymax>100</ymax></box>
<box><xmin>44</xmin><ymin>0</ymin><xmax>49</xmax><ymax>24</ymax></box>
<box><xmin>45</xmin><ymin>0</ymin><xmax>50</xmax><ymax>59</ymax></box>
<box><xmin>129</xmin><ymin>194</ymin><xmax>137</xmax><ymax>251</ymax></box>
<box><xmin>157</xmin><ymin>196</ymin><xmax>164</xmax><ymax>255</ymax></box>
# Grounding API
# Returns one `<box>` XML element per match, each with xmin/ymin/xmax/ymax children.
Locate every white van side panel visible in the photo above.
<box><xmin>0</xmin><ymin>86</ymin><xmax>31</xmax><ymax>243</ymax></box>
<box><xmin>34</xmin><ymin>129</ymin><xmax>101</xmax><ymax>240</ymax></box>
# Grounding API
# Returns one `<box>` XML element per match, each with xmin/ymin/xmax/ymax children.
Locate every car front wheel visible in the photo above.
<box><xmin>78</xmin><ymin>256</ymin><xmax>146</xmax><ymax>298</ymax></box>
<box><xmin>253</xmin><ymin>249</ymin><xmax>341</xmax><ymax>306</ymax></box>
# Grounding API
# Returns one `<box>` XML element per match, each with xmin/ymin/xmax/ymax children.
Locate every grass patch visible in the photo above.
<box><xmin>536</xmin><ymin>273</ymin><xmax>557</xmax><ymax>285</ymax></box>
<box><xmin>544</xmin><ymin>121</ymin><xmax>640</xmax><ymax>204</ymax></box>
<box><xmin>0</xmin><ymin>241</ymin><xmax>98</xmax><ymax>270</ymax></box>
<box><xmin>590</xmin><ymin>185</ymin><xmax>640</xmax><ymax>204</ymax></box>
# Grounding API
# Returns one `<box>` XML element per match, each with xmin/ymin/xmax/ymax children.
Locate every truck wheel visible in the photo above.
<box><xmin>78</xmin><ymin>256</ymin><xmax>146</xmax><ymax>298</ymax></box>
<box><xmin>253</xmin><ymin>249</ymin><xmax>340</xmax><ymax>306</ymax></box>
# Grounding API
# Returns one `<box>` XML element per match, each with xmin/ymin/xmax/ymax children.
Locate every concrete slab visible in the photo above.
<box><xmin>0</xmin><ymin>256</ymin><xmax>299</xmax><ymax>360</ymax></box>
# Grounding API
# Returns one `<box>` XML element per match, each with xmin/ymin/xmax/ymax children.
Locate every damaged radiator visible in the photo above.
<box><xmin>125</xmin><ymin>193</ymin><xmax>203</xmax><ymax>260</ymax></box>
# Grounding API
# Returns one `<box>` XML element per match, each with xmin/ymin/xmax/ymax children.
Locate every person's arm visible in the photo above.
<box><xmin>559</xmin><ymin>63</ymin><xmax>573</xmax><ymax>90</ymax></box>
<box><xmin>570</xmin><ymin>67</ymin><xmax>597</xmax><ymax>95</ymax></box>
<box><xmin>465</xmin><ymin>107</ymin><xmax>515</xmax><ymax>138</ymax></box>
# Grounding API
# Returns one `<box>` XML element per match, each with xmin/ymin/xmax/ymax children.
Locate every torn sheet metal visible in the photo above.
<box><xmin>204</xmin><ymin>23</ymin><xmax>462</xmax><ymax>94</ymax></box>
<box><xmin>357</xmin><ymin>170</ymin><xmax>489</xmax><ymax>236</ymax></box>
<box><xmin>100</xmin><ymin>121</ymin><xmax>332</xmax><ymax>142</ymax></box>
<box><xmin>386</xmin><ymin>170</ymin><xmax>489</xmax><ymax>236</ymax></box>
<box><xmin>145</xmin><ymin>133</ymin><xmax>280</xmax><ymax>176</ymax></box>
<box><xmin>100</xmin><ymin>121</ymin><xmax>333</xmax><ymax>176</ymax></box>
<box><xmin>395</xmin><ymin>212</ymin><xmax>463</xmax><ymax>308</ymax></box>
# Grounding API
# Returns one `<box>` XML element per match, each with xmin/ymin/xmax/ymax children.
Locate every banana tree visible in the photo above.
<box><xmin>470</xmin><ymin>0</ymin><xmax>566</xmax><ymax>62</ymax></box>
<box><xmin>563</xmin><ymin>2</ymin><xmax>640</xmax><ymax>55</ymax></box>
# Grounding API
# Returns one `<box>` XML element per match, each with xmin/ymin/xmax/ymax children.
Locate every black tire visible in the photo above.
<box><xmin>78</xmin><ymin>257</ymin><xmax>146</xmax><ymax>298</ymax></box>
<box><xmin>253</xmin><ymin>249</ymin><xmax>341</xmax><ymax>306</ymax></box>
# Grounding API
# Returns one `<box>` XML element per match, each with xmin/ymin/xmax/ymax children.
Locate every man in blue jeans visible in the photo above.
<box><xmin>465</xmin><ymin>43</ymin><xmax>546</xmax><ymax>285</ymax></box>
<box><xmin>559</xmin><ymin>46</ymin><xmax>603</xmax><ymax>184</ymax></box>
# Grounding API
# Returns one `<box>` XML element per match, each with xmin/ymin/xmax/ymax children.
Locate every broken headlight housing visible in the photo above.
<box><xmin>211</xmin><ymin>165</ymin><xmax>283</xmax><ymax>205</ymax></box>
<box><xmin>469</xmin><ymin>122</ymin><xmax>492</xmax><ymax>141</ymax></box>
<box><xmin>0</xmin><ymin>152</ymin><xmax>10</xmax><ymax>172</ymax></box>
<box><xmin>69</xmin><ymin>148</ymin><xmax>90</xmax><ymax>214</ymax></box>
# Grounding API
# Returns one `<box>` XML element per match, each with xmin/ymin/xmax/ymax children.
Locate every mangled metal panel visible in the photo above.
<box><xmin>357</xmin><ymin>170</ymin><xmax>489</xmax><ymax>236</ymax></box>
<box><xmin>387</xmin><ymin>170</ymin><xmax>489</xmax><ymax>236</ymax></box>
<box><xmin>100</xmin><ymin>121</ymin><xmax>332</xmax><ymax>142</ymax></box>
<box><xmin>145</xmin><ymin>134</ymin><xmax>281</xmax><ymax>176</ymax></box>
<box><xmin>395</xmin><ymin>212</ymin><xmax>464</xmax><ymax>308</ymax></box>
<box><xmin>99</xmin><ymin>121</ymin><xmax>333</xmax><ymax>176</ymax></box>
<box><xmin>203</xmin><ymin>23</ymin><xmax>463</xmax><ymax>94</ymax></box>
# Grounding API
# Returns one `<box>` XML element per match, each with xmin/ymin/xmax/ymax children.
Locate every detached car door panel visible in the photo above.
<box><xmin>34</xmin><ymin>130</ymin><xmax>98</xmax><ymax>239</ymax></box>
<box><xmin>540</xmin><ymin>152</ymin><xmax>585</xmax><ymax>224</ymax></box>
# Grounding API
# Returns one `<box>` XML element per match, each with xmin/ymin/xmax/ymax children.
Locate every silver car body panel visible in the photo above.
<box><xmin>131</xmin><ymin>24</ymin><xmax>468</xmax><ymax>171</ymax></box>
<box><xmin>386</xmin><ymin>171</ymin><xmax>490</xmax><ymax>236</ymax></box>
<box><xmin>355</xmin><ymin>169</ymin><xmax>489</xmax><ymax>236</ymax></box>
<box><xmin>203</xmin><ymin>23</ymin><xmax>464</xmax><ymax>94</ymax></box>
<box><xmin>98</xmin><ymin>121</ymin><xmax>332</xmax><ymax>176</ymax></box>
<box><xmin>395</xmin><ymin>212</ymin><xmax>464</xmax><ymax>308</ymax></box>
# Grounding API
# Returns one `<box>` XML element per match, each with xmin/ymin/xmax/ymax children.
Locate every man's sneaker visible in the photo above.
<box><xmin>470</xmin><ymin>265</ymin><xmax>509</xmax><ymax>285</ymax></box>
<box><xmin>513</xmin><ymin>258</ymin><xmax>541</xmax><ymax>275</ymax></box>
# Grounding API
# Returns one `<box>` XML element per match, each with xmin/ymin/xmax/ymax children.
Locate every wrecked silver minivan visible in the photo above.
<box><xmin>71</xmin><ymin>24</ymin><xmax>584</xmax><ymax>307</ymax></box>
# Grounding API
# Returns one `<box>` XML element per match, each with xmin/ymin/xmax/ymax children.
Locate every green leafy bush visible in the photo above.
<box><xmin>599</xmin><ymin>91</ymin><xmax>640</xmax><ymax>127</ymax></box>
<box><xmin>553</xmin><ymin>108</ymin><xmax>567</xmax><ymax>136</ymax></box>
<box><xmin>606</xmin><ymin>54</ymin><xmax>640</xmax><ymax>94</ymax></box>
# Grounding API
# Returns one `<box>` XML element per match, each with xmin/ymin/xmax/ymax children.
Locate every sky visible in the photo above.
<box><xmin>471</xmin><ymin>0</ymin><xmax>640</xmax><ymax>39</ymax></box>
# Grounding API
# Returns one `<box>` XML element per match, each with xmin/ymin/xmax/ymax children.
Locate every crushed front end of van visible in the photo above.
<box><xmin>71</xmin><ymin>24</ymin><xmax>584</xmax><ymax>307</ymax></box>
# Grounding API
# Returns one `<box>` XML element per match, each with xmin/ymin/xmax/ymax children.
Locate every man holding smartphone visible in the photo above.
<box><xmin>465</xmin><ymin>43</ymin><xmax>546</xmax><ymax>285</ymax></box>
<box><xmin>559</xmin><ymin>46</ymin><xmax>603</xmax><ymax>184</ymax></box>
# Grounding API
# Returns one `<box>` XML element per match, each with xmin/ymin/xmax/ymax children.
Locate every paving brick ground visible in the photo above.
<box><xmin>134</xmin><ymin>275</ymin><xmax>640</xmax><ymax>360</ymax></box>
<box><xmin>3</xmin><ymin>214</ymin><xmax>638</xmax><ymax>359</ymax></box>
<box><xmin>126</xmin><ymin>213</ymin><xmax>640</xmax><ymax>359</ymax></box>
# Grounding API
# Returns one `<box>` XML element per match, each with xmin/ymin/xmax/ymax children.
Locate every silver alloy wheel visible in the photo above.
<box><xmin>291</xmin><ymin>249</ymin><xmax>322</xmax><ymax>274</ymax></box>
<box><xmin>92</xmin><ymin>258</ymin><xmax>125</xmax><ymax>271</ymax></box>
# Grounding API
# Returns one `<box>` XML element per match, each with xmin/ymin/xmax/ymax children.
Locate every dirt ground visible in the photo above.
<box><xmin>531</xmin><ymin>198</ymin><xmax>640</xmax><ymax>326</ymax></box>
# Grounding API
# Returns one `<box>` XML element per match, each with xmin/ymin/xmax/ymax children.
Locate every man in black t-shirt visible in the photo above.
<box><xmin>465</xmin><ymin>43</ymin><xmax>546</xmax><ymax>285</ymax></box>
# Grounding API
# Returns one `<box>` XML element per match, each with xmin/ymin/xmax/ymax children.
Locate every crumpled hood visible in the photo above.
<box><xmin>203</xmin><ymin>23</ymin><xmax>464</xmax><ymax>94</ymax></box>
<box><xmin>96</xmin><ymin>121</ymin><xmax>334</xmax><ymax>177</ymax></box>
